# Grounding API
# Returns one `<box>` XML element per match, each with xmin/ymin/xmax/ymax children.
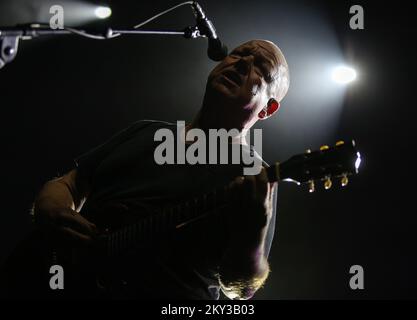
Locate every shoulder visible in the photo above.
<box><xmin>127</xmin><ymin>119</ymin><xmax>176</xmax><ymax>131</ymax></box>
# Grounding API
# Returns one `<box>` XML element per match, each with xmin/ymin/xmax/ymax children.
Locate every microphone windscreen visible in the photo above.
<box><xmin>207</xmin><ymin>38</ymin><xmax>228</xmax><ymax>61</ymax></box>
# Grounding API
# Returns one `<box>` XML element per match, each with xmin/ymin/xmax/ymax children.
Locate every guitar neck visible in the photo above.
<box><xmin>105</xmin><ymin>164</ymin><xmax>281</xmax><ymax>257</ymax></box>
<box><xmin>100</xmin><ymin>140</ymin><xmax>361</xmax><ymax>257</ymax></box>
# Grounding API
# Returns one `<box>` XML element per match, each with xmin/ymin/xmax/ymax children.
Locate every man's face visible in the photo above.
<box><xmin>205</xmin><ymin>40</ymin><xmax>286</xmax><ymax>128</ymax></box>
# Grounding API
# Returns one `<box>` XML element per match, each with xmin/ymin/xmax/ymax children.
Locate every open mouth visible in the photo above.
<box><xmin>221</xmin><ymin>69</ymin><xmax>242</xmax><ymax>87</ymax></box>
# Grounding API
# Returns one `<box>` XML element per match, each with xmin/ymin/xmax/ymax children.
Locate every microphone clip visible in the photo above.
<box><xmin>183</xmin><ymin>26</ymin><xmax>202</xmax><ymax>39</ymax></box>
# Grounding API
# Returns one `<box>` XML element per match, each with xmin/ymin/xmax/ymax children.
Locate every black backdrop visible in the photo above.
<box><xmin>0</xmin><ymin>0</ymin><xmax>416</xmax><ymax>299</ymax></box>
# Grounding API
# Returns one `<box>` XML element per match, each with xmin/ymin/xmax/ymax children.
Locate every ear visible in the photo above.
<box><xmin>258</xmin><ymin>98</ymin><xmax>280</xmax><ymax>120</ymax></box>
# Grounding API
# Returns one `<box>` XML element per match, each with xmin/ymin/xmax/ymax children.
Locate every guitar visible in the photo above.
<box><xmin>1</xmin><ymin>140</ymin><xmax>361</xmax><ymax>298</ymax></box>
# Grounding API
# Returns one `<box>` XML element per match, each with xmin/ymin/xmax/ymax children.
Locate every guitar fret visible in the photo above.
<box><xmin>220</xmin><ymin>186</ymin><xmax>226</xmax><ymax>205</ymax></box>
<box><xmin>112</xmin><ymin>233</ymin><xmax>116</xmax><ymax>256</ymax></box>
<box><xmin>111</xmin><ymin>233</ymin><xmax>115</xmax><ymax>257</ymax></box>
<box><xmin>130</xmin><ymin>223</ymin><xmax>135</xmax><ymax>248</ymax></box>
<box><xmin>213</xmin><ymin>189</ymin><xmax>217</xmax><ymax>214</ymax></box>
<box><xmin>122</xmin><ymin>228</ymin><xmax>126</xmax><ymax>250</ymax></box>
<box><xmin>127</xmin><ymin>224</ymin><xmax>132</xmax><ymax>249</ymax></box>
<box><xmin>193</xmin><ymin>197</ymin><xmax>199</xmax><ymax>218</ymax></box>
<box><xmin>185</xmin><ymin>201</ymin><xmax>190</xmax><ymax>220</ymax></box>
<box><xmin>145</xmin><ymin>217</ymin><xmax>152</xmax><ymax>241</ymax></box>
<box><xmin>149</xmin><ymin>215</ymin><xmax>153</xmax><ymax>240</ymax></box>
<box><xmin>138</xmin><ymin>220</ymin><xmax>143</xmax><ymax>242</ymax></box>
<box><xmin>172</xmin><ymin>205</ymin><xmax>179</xmax><ymax>226</ymax></box>
<box><xmin>158</xmin><ymin>212</ymin><xmax>163</xmax><ymax>233</ymax></box>
<box><xmin>124</xmin><ymin>228</ymin><xmax>128</xmax><ymax>251</ymax></box>
<box><xmin>202</xmin><ymin>193</ymin><xmax>207</xmax><ymax>214</ymax></box>
<box><xmin>140</xmin><ymin>219</ymin><xmax>146</xmax><ymax>242</ymax></box>
<box><xmin>153</xmin><ymin>213</ymin><xmax>158</xmax><ymax>237</ymax></box>
<box><xmin>134</xmin><ymin>222</ymin><xmax>139</xmax><ymax>246</ymax></box>
<box><xmin>130</xmin><ymin>223</ymin><xmax>135</xmax><ymax>246</ymax></box>
<box><xmin>159</xmin><ymin>210</ymin><xmax>165</xmax><ymax>233</ymax></box>
<box><xmin>190</xmin><ymin>199</ymin><xmax>195</xmax><ymax>219</ymax></box>
<box><xmin>120</xmin><ymin>229</ymin><xmax>125</xmax><ymax>251</ymax></box>
<box><xmin>165</xmin><ymin>207</ymin><xmax>172</xmax><ymax>228</ymax></box>
<box><xmin>177</xmin><ymin>203</ymin><xmax>183</xmax><ymax>222</ymax></box>
<box><xmin>117</xmin><ymin>229</ymin><xmax>121</xmax><ymax>252</ymax></box>
<box><xmin>107</xmin><ymin>234</ymin><xmax>112</xmax><ymax>257</ymax></box>
<box><xmin>208</xmin><ymin>192</ymin><xmax>213</xmax><ymax>209</ymax></box>
<box><xmin>114</xmin><ymin>230</ymin><xmax>119</xmax><ymax>254</ymax></box>
<box><xmin>123</xmin><ymin>228</ymin><xmax>128</xmax><ymax>251</ymax></box>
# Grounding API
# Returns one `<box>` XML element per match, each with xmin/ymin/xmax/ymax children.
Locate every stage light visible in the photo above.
<box><xmin>94</xmin><ymin>6</ymin><xmax>112</xmax><ymax>19</ymax></box>
<box><xmin>332</xmin><ymin>65</ymin><xmax>357</xmax><ymax>84</ymax></box>
<box><xmin>355</xmin><ymin>152</ymin><xmax>362</xmax><ymax>171</ymax></box>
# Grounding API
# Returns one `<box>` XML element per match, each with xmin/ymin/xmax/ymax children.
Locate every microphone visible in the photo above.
<box><xmin>191</xmin><ymin>2</ymin><xmax>228</xmax><ymax>61</ymax></box>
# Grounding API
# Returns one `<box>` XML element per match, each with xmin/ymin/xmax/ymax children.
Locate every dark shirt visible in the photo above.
<box><xmin>75</xmin><ymin>120</ymin><xmax>277</xmax><ymax>299</ymax></box>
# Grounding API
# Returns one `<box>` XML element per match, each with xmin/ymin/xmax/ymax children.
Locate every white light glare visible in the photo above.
<box><xmin>332</xmin><ymin>65</ymin><xmax>357</xmax><ymax>84</ymax></box>
<box><xmin>355</xmin><ymin>152</ymin><xmax>361</xmax><ymax>172</ymax></box>
<box><xmin>95</xmin><ymin>6</ymin><xmax>112</xmax><ymax>19</ymax></box>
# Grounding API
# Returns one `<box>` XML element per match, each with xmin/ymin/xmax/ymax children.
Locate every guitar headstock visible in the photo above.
<box><xmin>275</xmin><ymin>140</ymin><xmax>361</xmax><ymax>192</ymax></box>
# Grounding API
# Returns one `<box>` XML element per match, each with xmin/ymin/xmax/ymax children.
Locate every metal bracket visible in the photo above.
<box><xmin>183</xmin><ymin>25</ymin><xmax>203</xmax><ymax>39</ymax></box>
<box><xmin>0</xmin><ymin>36</ymin><xmax>20</xmax><ymax>69</ymax></box>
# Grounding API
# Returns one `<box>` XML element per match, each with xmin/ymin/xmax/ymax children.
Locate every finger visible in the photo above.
<box><xmin>230</xmin><ymin>176</ymin><xmax>244</xmax><ymax>187</ymax></box>
<box><xmin>57</xmin><ymin>209</ymin><xmax>97</xmax><ymax>236</ymax></box>
<box><xmin>57</xmin><ymin>226</ymin><xmax>94</xmax><ymax>245</ymax></box>
<box><xmin>228</xmin><ymin>176</ymin><xmax>244</xmax><ymax>202</ymax></box>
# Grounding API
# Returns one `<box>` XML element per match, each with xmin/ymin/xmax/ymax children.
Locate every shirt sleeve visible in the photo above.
<box><xmin>74</xmin><ymin>120</ymin><xmax>153</xmax><ymax>183</ymax></box>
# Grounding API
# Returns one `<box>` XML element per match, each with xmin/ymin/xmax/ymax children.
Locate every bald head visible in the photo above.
<box><xmin>239</xmin><ymin>40</ymin><xmax>289</xmax><ymax>102</ymax></box>
<box><xmin>199</xmin><ymin>39</ymin><xmax>290</xmax><ymax>131</ymax></box>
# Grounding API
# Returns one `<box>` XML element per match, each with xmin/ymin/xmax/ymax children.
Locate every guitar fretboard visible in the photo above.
<box><xmin>105</xmin><ymin>185</ymin><xmax>229</xmax><ymax>257</ymax></box>
<box><xmin>105</xmin><ymin>164</ymin><xmax>280</xmax><ymax>258</ymax></box>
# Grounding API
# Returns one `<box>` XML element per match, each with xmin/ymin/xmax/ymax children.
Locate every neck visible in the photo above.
<box><xmin>188</xmin><ymin>109</ymin><xmax>249</xmax><ymax>145</ymax></box>
<box><xmin>188</xmin><ymin>94</ymin><xmax>252</xmax><ymax>145</ymax></box>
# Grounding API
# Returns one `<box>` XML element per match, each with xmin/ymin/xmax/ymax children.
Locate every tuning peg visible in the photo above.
<box><xmin>308</xmin><ymin>180</ymin><xmax>315</xmax><ymax>193</ymax></box>
<box><xmin>320</xmin><ymin>145</ymin><xmax>329</xmax><ymax>151</ymax></box>
<box><xmin>341</xmin><ymin>174</ymin><xmax>349</xmax><ymax>187</ymax></box>
<box><xmin>324</xmin><ymin>177</ymin><xmax>332</xmax><ymax>190</ymax></box>
<box><xmin>336</xmin><ymin>140</ymin><xmax>345</xmax><ymax>146</ymax></box>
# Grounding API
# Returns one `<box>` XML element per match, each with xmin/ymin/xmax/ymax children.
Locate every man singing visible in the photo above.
<box><xmin>26</xmin><ymin>39</ymin><xmax>289</xmax><ymax>299</ymax></box>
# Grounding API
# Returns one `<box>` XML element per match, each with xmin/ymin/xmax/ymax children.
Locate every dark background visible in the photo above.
<box><xmin>0</xmin><ymin>0</ymin><xmax>416</xmax><ymax>299</ymax></box>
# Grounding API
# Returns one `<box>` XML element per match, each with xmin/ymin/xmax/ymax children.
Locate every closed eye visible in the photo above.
<box><xmin>230</xmin><ymin>50</ymin><xmax>274</xmax><ymax>82</ymax></box>
<box><xmin>255</xmin><ymin>61</ymin><xmax>273</xmax><ymax>83</ymax></box>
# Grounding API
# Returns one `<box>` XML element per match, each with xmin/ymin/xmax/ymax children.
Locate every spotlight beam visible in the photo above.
<box><xmin>95</xmin><ymin>6</ymin><xmax>112</xmax><ymax>19</ymax></box>
<box><xmin>332</xmin><ymin>65</ymin><xmax>357</xmax><ymax>84</ymax></box>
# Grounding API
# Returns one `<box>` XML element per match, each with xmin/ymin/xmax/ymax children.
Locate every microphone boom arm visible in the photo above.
<box><xmin>0</xmin><ymin>6</ymin><xmax>218</xmax><ymax>69</ymax></box>
<box><xmin>0</xmin><ymin>1</ymin><xmax>226</xmax><ymax>69</ymax></box>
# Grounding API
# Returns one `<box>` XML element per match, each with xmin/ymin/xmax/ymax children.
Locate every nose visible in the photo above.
<box><xmin>235</xmin><ymin>55</ymin><xmax>254</xmax><ymax>75</ymax></box>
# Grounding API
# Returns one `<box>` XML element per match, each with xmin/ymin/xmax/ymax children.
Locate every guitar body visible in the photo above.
<box><xmin>1</xmin><ymin>205</ymin><xmax>136</xmax><ymax>299</ymax></box>
<box><xmin>1</xmin><ymin>230</ymin><xmax>105</xmax><ymax>299</ymax></box>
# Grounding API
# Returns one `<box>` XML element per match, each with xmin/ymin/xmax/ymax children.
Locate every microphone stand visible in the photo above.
<box><xmin>0</xmin><ymin>24</ymin><xmax>204</xmax><ymax>69</ymax></box>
